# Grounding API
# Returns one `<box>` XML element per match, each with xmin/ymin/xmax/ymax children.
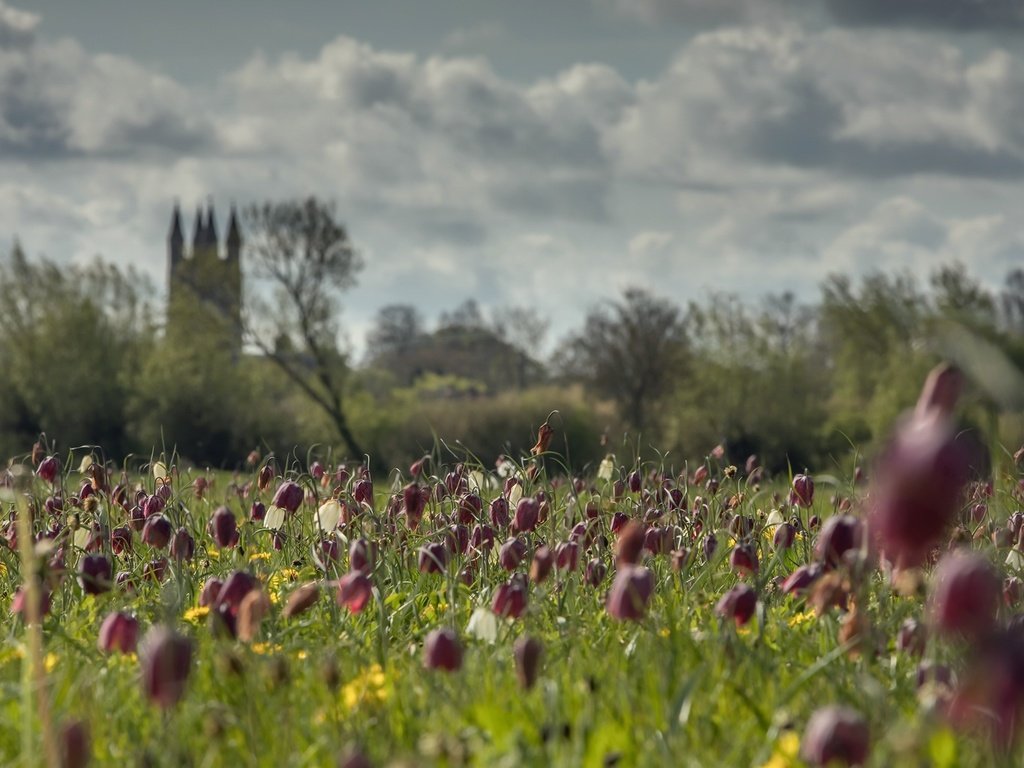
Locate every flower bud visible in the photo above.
<box><xmin>209</xmin><ymin>507</ymin><xmax>237</xmax><ymax>549</ymax></box>
<box><xmin>336</xmin><ymin>571</ymin><xmax>373</xmax><ymax>614</ymax></box>
<box><xmin>585</xmin><ymin>558</ymin><xmax>607</xmax><ymax>587</ymax></box>
<box><xmin>110</xmin><ymin>525</ymin><xmax>132</xmax><ymax>555</ymax></box>
<box><xmin>272</xmin><ymin>481</ymin><xmax>303</xmax><ymax>513</ymax></box>
<box><xmin>815</xmin><ymin>515</ymin><xmax>863</xmax><ymax>569</ymax></box>
<box><xmin>423</xmin><ymin>628</ymin><xmax>462</xmax><ymax>672</ymax></box>
<box><xmin>98</xmin><ymin>611</ymin><xmax>139</xmax><ymax>654</ymax></box>
<box><xmin>402</xmin><ymin>483</ymin><xmax>428</xmax><ymax>530</ymax></box>
<box><xmin>60</xmin><ymin>719</ymin><xmax>90</xmax><ymax>768</ymax></box>
<box><xmin>514</xmin><ymin>635</ymin><xmax>543</xmax><ymax>690</ymax></box>
<box><xmin>792</xmin><ymin>474</ymin><xmax>814</xmax><ymax>508</ymax></box>
<box><xmin>555</xmin><ymin>540</ymin><xmax>579</xmax><ymax>572</ymax></box>
<box><xmin>499</xmin><ymin>538</ymin><xmax>527</xmax><ymax>572</ymax></box>
<box><xmin>349</xmin><ymin>538</ymin><xmax>377</xmax><ymax>574</ymax></box>
<box><xmin>781</xmin><ymin>564</ymin><xmax>823</xmax><ymax>596</ymax></box>
<box><xmin>141</xmin><ymin>515</ymin><xmax>172</xmax><ymax>549</ymax></box>
<box><xmin>715</xmin><ymin>583</ymin><xmax>757</xmax><ymax>626</ymax></box>
<box><xmin>729</xmin><ymin>544</ymin><xmax>758</xmax><ymax>577</ymax></box>
<box><xmin>800</xmin><ymin>706</ymin><xmax>869</xmax><ymax>767</ymax></box>
<box><xmin>513</xmin><ymin>497</ymin><xmax>540</xmax><ymax>533</ymax></box>
<box><xmin>79</xmin><ymin>554</ymin><xmax>112</xmax><ymax>595</ymax></box>
<box><xmin>139</xmin><ymin>626</ymin><xmax>193</xmax><ymax>708</ymax></box>
<box><xmin>199</xmin><ymin>577</ymin><xmax>224</xmax><ymax>607</ymax></box>
<box><xmin>929</xmin><ymin>551</ymin><xmax>1000</xmax><ymax>638</ymax></box>
<box><xmin>418</xmin><ymin>542</ymin><xmax>448</xmax><ymax>574</ymax></box>
<box><xmin>170</xmin><ymin>527</ymin><xmax>195</xmax><ymax>562</ymax></box>
<box><xmin>215</xmin><ymin>570</ymin><xmax>259</xmax><ymax>615</ymax></box>
<box><xmin>250</xmin><ymin>501</ymin><xmax>266</xmax><ymax>522</ymax></box>
<box><xmin>354</xmin><ymin>478</ymin><xmax>373</xmax><ymax>507</ymax></box>
<box><xmin>616</xmin><ymin>521</ymin><xmax>645</xmax><ymax>566</ymax></box>
<box><xmin>37</xmin><ymin>455</ymin><xmax>59</xmax><ymax>484</ymax></box>
<box><xmin>606</xmin><ymin>565</ymin><xmax>654</xmax><ymax>621</ymax></box>
<box><xmin>773</xmin><ymin>522</ymin><xmax>796</xmax><ymax>550</ymax></box>
<box><xmin>530</xmin><ymin>545</ymin><xmax>554</xmax><ymax>583</ymax></box>
<box><xmin>489</xmin><ymin>496</ymin><xmax>510</xmax><ymax>529</ymax></box>
<box><xmin>283</xmin><ymin>582</ymin><xmax>320</xmax><ymax>618</ymax></box>
<box><xmin>492</xmin><ymin>579</ymin><xmax>528</xmax><ymax>619</ymax></box>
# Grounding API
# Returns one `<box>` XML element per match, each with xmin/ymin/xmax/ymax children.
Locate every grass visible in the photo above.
<box><xmin>0</xmin><ymin>445</ymin><xmax>1021</xmax><ymax>767</ymax></box>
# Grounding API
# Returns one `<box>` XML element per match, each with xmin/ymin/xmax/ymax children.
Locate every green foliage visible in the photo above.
<box><xmin>0</xmin><ymin>246</ymin><xmax>152</xmax><ymax>458</ymax></box>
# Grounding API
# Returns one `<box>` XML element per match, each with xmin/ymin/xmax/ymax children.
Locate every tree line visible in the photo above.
<box><xmin>1</xmin><ymin>197</ymin><xmax>1021</xmax><ymax>473</ymax></box>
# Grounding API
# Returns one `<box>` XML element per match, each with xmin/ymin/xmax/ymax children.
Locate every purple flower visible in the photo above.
<box><xmin>800</xmin><ymin>706</ymin><xmax>869</xmax><ymax>767</ymax></box>
<box><xmin>98</xmin><ymin>611</ymin><xmax>139</xmax><ymax>654</ymax></box>
<box><xmin>424</xmin><ymin>628</ymin><xmax>462</xmax><ymax>672</ymax></box>
<box><xmin>140</xmin><ymin>626</ymin><xmax>192</xmax><ymax>708</ymax></box>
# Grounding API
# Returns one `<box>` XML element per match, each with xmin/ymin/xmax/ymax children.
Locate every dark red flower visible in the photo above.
<box><xmin>514</xmin><ymin>635</ymin><xmax>543</xmax><ymax>690</ymax></box>
<box><xmin>139</xmin><ymin>625</ymin><xmax>193</xmax><ymax>708</ymax></box>
<box><xmin>606</xmin><ymin>565</ymin><xmax>655</xmax><ymax>621</ymax></box>
<box><xmin>98</xmin><ymin>611</ymin><xmax>139</xmax><ymax>654</ymax></box>
<box><xmin>336</xmin><ymin>571</ymin><xmax>373</xmax><ymax>614</ymax></box>
<box><xmin>423</xmin><ymin>628</ymin><xmax>462</xmax><ymax>672</ymax></box>
<box><xmin>800</xmin><ymin>706</ymin><xmax>870</xmax><ymax>767</ymax></box>
<box><xmin>272</xmin><ymin>481</ymin><xmax>304</xmax><ymax>513</ymax></box>
<box><xmin>715</xmin><ymin>584</ymin><xmax>757</xmax><ymax>626</ymax></box>
<box><xmin>929</xmin><ymin>552</ymin><xmax>1000</xmax><ymax>638</ymax></box>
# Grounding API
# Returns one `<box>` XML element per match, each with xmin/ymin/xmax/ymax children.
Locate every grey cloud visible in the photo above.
<box><xmin>0</xmin><ymin>2</ymin><xmax>37</xmax><ymax>49</ymax></box>
<box><xmin>0</xmin><ymin>12</ymin><xmax>216</xmax><ymax>161</ymax></box>
<box><xmin>613</xmin><ymin>27</ymin><xmax>1024</xmax><ymax>184</ymax></box>
<box><xmin>823</xmin><ymin>0</ymin><xmax>1024</xmax><ymax>30</ymax></box>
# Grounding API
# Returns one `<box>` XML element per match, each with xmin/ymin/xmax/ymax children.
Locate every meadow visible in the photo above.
<box><xmin>2</xmin><ymin>366</ymin><xmax>1023</xmax><ymax>767</ymax></box>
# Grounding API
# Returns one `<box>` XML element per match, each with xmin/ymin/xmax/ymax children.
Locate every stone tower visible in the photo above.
<box><xmin>166</xmin><ymin>201</ymin><xmax>243</xmax><ymax>353</ymax></box>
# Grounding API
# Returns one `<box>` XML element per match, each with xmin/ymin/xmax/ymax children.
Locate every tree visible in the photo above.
<box><xmin>243</xmin><ymin>198</ymin><xmax>365</xmax><ymax>458</ymax></box>
<box><xmin>0</xmin><ymin>244</ymin><xmax>153</xmax><ymax>457</ymax></box>
<box><xmin>365</xmin><ymin>304</ymin><xmax>424</xmax><ymax>362</ymax></box>
<box><xmin>561</xmin><ymin>287</ymin><xmax>687</xmax><ymax>434</ymax></box>
<box><xmin>490</xmin><ymin>305</ymin><xmax>550</xmax><ymax>388</ymax></box>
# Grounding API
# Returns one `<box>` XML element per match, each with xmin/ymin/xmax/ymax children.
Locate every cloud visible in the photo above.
<box><xmin>823</xmin><ymin>0</ymin><xmax>1024</xmax><ymax>31</ymax></box>
<box><xmin>597</xmin><ymin>0</ymin><xmax>1024</xmax><ymax>31</ymax></box>
<box><xmin>611</xmin><ymin>26</ymin><xmax>1024</xmax><ymax>186</ymax></box>
<box><xmin>0</xmin><ymin>16</ymin><xmax>214</xmax><ymax>160</ymax></box>
<box><xmin>222</xmin><ymin>37</ymin><xmax>625</xmax><ymax>228</ymax></box>
<box><xmin>823</xmin><ymin>196</ymin><xmax>1024</xmax><ymax>278</ymax></box>
<box><xmin>0</xmin><ymin>1</ymin><xmax>37</xmax><ymax>49</ymax></box>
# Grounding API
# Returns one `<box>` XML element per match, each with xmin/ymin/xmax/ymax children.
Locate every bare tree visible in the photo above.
<box><xmin>243</xmin><ymin>198</ymin><xmax>365</xmax><ymax>458</ymax></box>
<box><xmin>562</xmin><ymin>287</ymin><xmax>688</xmax><ymax>433</ymax></box>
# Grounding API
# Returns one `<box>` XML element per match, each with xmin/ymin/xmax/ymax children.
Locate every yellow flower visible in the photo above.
<box><xmin>251</xmin><ymin>642</ymin><xmax>283</xmax><ymax>656</ymax></box>
<box><xmin>207</xmin><ymin>549</ymin><xmax>220</xmax><ymax>560</ymax></box>
<box><xmin>787</xmin><ymin>610</ymin><xmax>816</xmax><ymax>629</ymax></box>
<box><xmin>295</xmin><ymin>650</ymin><xmax>308</xmax><ymax>660</ymax></box>
<box><xmin>658</xmin><ymin>627</ymin><xmax>671</xmax><ymax>638</ymax></box>
<box><xmin>45</xmin><ymin>653</ymin><xmax>58</xmax><ymax>674</ymax></box>
<box><xmin>249</xmin><ymin>552</ymin><xmax>271</xmax><ymax>562</ymax></box>
<box><xmin>268</xmin><ymin>568</ymin><xmax>300</xmax><ymax>593</ymax></box>
<box><xmin>183</xmin><ymin>606</ymin><xmax>210</xmax><ymax>624</ymax></box>
<box><xmin>341</xmin><ymin>663</ymin><xmax>388</xmax><ymax>710</ymax></box>
<box><xmin>758</xmin><ymin>731</ymin><xmax>800</xmax><ymax>768</ymax></box>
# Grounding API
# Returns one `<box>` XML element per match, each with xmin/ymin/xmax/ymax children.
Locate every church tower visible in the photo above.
<box><xmin>166</xmin><ymin>201</ymin><xmax>244</xmax><ymax>355</ymax></box>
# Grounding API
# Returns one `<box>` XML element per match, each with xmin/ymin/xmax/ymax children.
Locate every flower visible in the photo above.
<box><xmin>800</xmin><ymin>706</ymin><xmax>869</xmax><ymax>767</ymax></box>
<box><xmin>183</xmin><ymin>606</ymin><xmax>210</xmax><ymax>624</ymax></box>
<box><xmin>336</xmin><ymin>572</ymin><xmax>373</xmax><ymax>614</ymax></box>
<box><xmin>98</xmin><ymin>611</ymin><xmax>139</xmax><ymax>654</ymax></box>
<box><xmin>139</xmin><ymin>626</ymin><xmax>193</xmax><ymax>709</ymax></box>
<box><xmin>716</xmin><ymin>584</ymin><xmax>757</xmax><ymax>627</ymax></box>
<box><xmin>272</xmin><ymin>481</ymin><xmax>304</xmax><ymax>513</ymax></box>
<box><xmin>341</xmin><ymin>664</ymin><xmax>388</xmax><ymax>710</ymax></box>
<box><xmin>758</xmin><ymin>731</ymin><xmax>801</xmax><ymax>768</ymax></box>
<box><xmin>514</xmin><ymin>635</ymin><xmax>543</xmax><ymax>690</ymax></box>
<box><xmin>424</xmin><ymin>628</ymin><xmax>462</xmax><ymax>672</ymax></box>
<box><xmin>929</xmin><ymin>551</ymin><xmax>1000</xmax><ymax>638</ymax></box>
<box><xmin>606</xmin><ymin>565</ymin><xmax>655</xmax><ymax>621</ymax></box>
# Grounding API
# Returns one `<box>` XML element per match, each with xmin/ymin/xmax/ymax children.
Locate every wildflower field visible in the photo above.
<box><xmin>2</xmin><ymin>365</ymin><xmax>1024</xmax><ymax>767</ymax></box>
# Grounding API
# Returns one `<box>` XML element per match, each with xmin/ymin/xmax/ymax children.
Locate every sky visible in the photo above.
<box><xmin>3</xmin><ymin>0</ymin><xmax>1024</xmax><ymax>354</ymax></box>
